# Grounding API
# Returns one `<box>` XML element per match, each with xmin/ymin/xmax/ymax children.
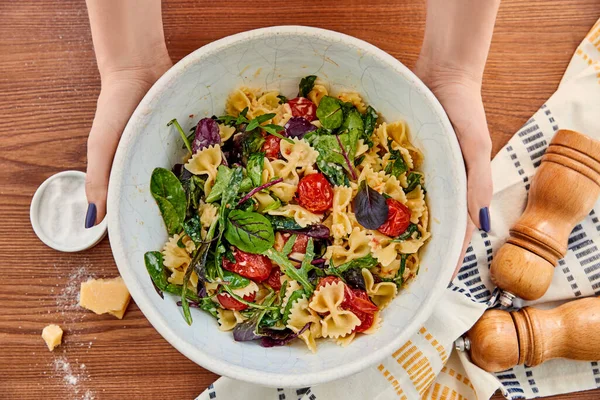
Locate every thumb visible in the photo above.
<box><xmin>85</xmin><ymin>80</ymin><xmax>150</xmax><ymax>227</ymax></box>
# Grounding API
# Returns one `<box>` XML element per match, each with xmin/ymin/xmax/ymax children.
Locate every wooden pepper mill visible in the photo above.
<box><xmin>490</xmin><ymin>129</ymin><xmax>600</xmax><ymax>307</ymax></box>
<box><xmin>455</xmin><ymin>297</ymin><xmax>600</xmax><ymax>372</ymax></box>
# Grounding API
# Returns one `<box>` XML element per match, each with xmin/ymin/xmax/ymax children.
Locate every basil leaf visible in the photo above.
<box><xmin>150</xmin><ymin>168</ymin><xmax>186</xmax><ymax>235</ymax></box>
<box><xmin>353</xmin><ymin>181</ymin><xmax>389</xmax><ymax>229</ymax></box>
<box><xmin>298</xmin><ymin>75</ymin><xmax>317</xmax><ymax>98</ymax></box>
<box><xmin>222</xmin><ymin>270</ymin><xmax>251</xmax><ymax>289</ymax></box>
<box><xmin>225</xmin><ymin>210</ymin><xmax>275</xmax><ymax>254</ymax></box>
<box><xmin>392</xmin><ymin>223</ymin><xmax>420</xmax><ymax>241</ymax></box>
<box><xmin>282</xmin><ymin>290</ymin><xmax>304</xmax><ymax>324</ymax></box>
<box><xmin>247</xmin><ymin>153</ymin><xmax>265</xmax><ymax>187</ymax></box>
<box><xmin>316</xmin><ymin>96</ymin><xmax>344</xmax><ymax>130</ymax></box>
<box><xmin>404</xmin><ymin>172</ymin><xmax>423</xmax><ymax>193</ymax></box>
<box><xmin>385</xmin><ymin>146</ymin><xmax>408</xmax><ymax>177</ymax></box>
<box><xmin>183</xmin><ymin>215</ymin><xmax>203</xmax><ymax>244</ymax></box>
<box><xmin>205</xmin><ymin>165</ymin><xmax>233</xmax><ymax>203</ymax></box>
<box><xmin>317</xmin><ymin>159</ymin><xmax>349</xmax><ymax>187</ymax></box>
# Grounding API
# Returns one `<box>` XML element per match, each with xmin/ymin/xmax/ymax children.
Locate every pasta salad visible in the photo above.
<box><xmin>144</xmin><ymin>76</ymin><xmax>429</xmax><ymax>352</ymax></box>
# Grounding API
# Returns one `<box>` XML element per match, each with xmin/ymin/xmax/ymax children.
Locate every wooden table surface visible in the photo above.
<box><xmin>1</xmin><ymin>0</ymin><xmax>599</xmax><ymax>399</ymax></box>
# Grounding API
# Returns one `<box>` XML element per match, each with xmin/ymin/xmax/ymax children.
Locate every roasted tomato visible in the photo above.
<box><xmin>378</xmin><ymin>198</ymin><xmax>411</xmax><ymax>237</ymax></box>
<box><xmin>278</xmin><ymin>232</ymin><xmax>309</xmax><ymax>254</ymax></box>
<box><xmin>222</xmin><ymin>249</ymin><xmax>273</xmax><ymax>282</ymax></box>
<box><xmin>266</xmin><ymin>267</ymin><xmax>282</xmax><ymax>290</ymax></box>
<box><xmin>297</xmin><ymin>173</ymin><xmax>334</xmax><ymax>213</ymax></box>
<box><xmin>316</xmin><ymin>276</ymin><xmax>342</xmax><ymax>290</ymax></box>
<box><xmin>351</xmin><ymin>309</ymin><xmax>375</xmax><ymax>332</ymax></box>
<box><xmin>216</xmin><ymin>292</ymin><xmax>256</xmax><ymax>311</ymax></box>
<box><xmin>342</xmin><ymin>287</ymin><xmax>379</xmax><ymax>314</ymax></box>
<box><xmin>262</xmin><ymin>135</ymin><xmax>281</xmax><ymax>160</ymax></box>
<box><xmin>288</xmin><ymin>97</ymin><xmax>317</xmax><ymax>121</ymax></box>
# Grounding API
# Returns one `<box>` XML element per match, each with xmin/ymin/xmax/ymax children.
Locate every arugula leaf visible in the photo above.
<box><xmin>265</xmin><ymin>246</ymin><xmax>314</xmax><ymax>295</ymax></box>
<box><xmin>404</xmin><ymin>172</ymin><xmax>423</xmax><ymax>193</ymax></box>
<box><xmin>277</xmin><ymin>95</ymin><xmax>288</xmax><ymax>104</ymax></box>
<box><xmin>183</xmin><ymin>215</ymin><xmax>203</xmax><ymax>244</ymax></box>
<box><xmin>317</xmin><ymin>159</ymin><xmax>350</xmax><ymax>187</ymax></box>
<box><xmin>282</xmin><ymin>290</ymin><xmax>304</xmax><ymax>324</ymax></box>
<box><xmin>222</xmin><ymin>270</ymin><xmax>251</xmax><ymax>289</ymax></box>
<box><xmin>246</xmin><ymin>113</ymin><xmax>276</xmax><ymax>132</ymax></box>
<box><xmin>281</xmin><ymin>234</ymin><xmax>297</xmax><ymax>256</ymax></box>
<box><xmin>316</xmin><ymin>96</ymin><xmax>344</xmax><ymax>129</ymax></box>
<box><xmin>328</xmin><ymin>254</ymin><xmax>379</xmax><ymax>275</ymax></box>
<box><xmin>225</xmin><ymin>210</ymin><xmax>275</xmax><ymax>254</ymax></box>
<box><xmin>218</xmin><ymin>107</ymin><xmax>250</xmax><ymax>126</ymax></box>
<box><xmin>362</xmin><ymin>106</ymin><xmax>378</xmax><ymax>146</ymax></box>
<box><xmin>167</xmin><ymin>118</ymin><xmax>192</xmax><ymax>154</ymax></box>
<box><xmin>353</xmin><ymin>180</ymin><xmax>389</xmax><ymax>230</ymax></box>
<box><xmin>298</xmin><ymin>75</ymin><xmax>317</xmax><ymax>98</ymax></box>
<box><xmin>150</xmin><ymin>168</ymin><xmax>187</xmax><ymax>235</ymax></box>
<box><xmin>205</xmin><ymin>165</ymin><xmax>233</xmax><ymax>203</ymax></box>
<box><xmin>247</xmin><ymin>153</ymin><xmax>265</xmax><ymax>187</ymax></box>
<box><xmin>242</xmin><ymin>130</ymin><xmax>266</xmax><ymax>163</ymax></box>
<box><xmin>392</xmin><ymin>223</ymin><xmax>420</xmax><ymax>241</ymax></box>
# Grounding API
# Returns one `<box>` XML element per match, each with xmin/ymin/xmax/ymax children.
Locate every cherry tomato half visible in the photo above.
<box><xmin>342</xmin><ymin>287</ymin><xmax>379</xmax><ymax>314</ymax></box>
<box><xmin>288</xmin><ymin>97</ymin><xmax>317</xmax><ymax>121</ymax></box>
<box><xmin>378</xmin><ymin>198</ymin><xmax>411</xmax><ymax>237</ymax></box>
<box><xmin>222</xmin><ymin>249</ymin><xmax>273</xmax><ymax>282</ymax></box>
<box><xmin>316</xmin><ymin>276</ymin><xmax>342</xmax><ymax>291</ymax></box>
<box><xmin>297</xmin><ymin>173</ymin><xmax>334</xmax><ymax>214</ymax></box>
<box><xmin>262</xmin><ymin>135</ymin><xmax>281</xmax><ymax>160</ymax></box>
<box><xmin>216</xmin><ymin>292</ymin><xmax>256</xmax><ymax>311</ymax></box>
<box><xmin>266</xmin><ymin>267</ymin><xmax>282</xmax><ymax>290</ymax></box>
<box><xmin>278</xmin><ymin>232</ymin><xmax>309</xmax><ymax>254</ymax></box>
<box><xmin>351</xmin><ymin>309</ymin><xmax>375</xmax><ymax>332</ymax></box>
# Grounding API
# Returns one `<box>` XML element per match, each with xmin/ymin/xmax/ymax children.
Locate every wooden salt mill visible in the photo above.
<box><xmin>455</xmin><ymin>297</ymin><xmax>600</xmax><ymax>372</ymax></box>
<box><xmin>490</xmin><ymin>129</ymin><xmax>600</xmax><ymax>307</ymax></box>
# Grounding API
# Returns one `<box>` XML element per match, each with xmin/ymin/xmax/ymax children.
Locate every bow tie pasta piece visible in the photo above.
<box><xmin>386</xmin><ymin>121</ymin><xmax>424</xmax><ymax>168</ymax></box>
<box><xmin>282</xmin><ymin>279</ymin><xmax>302</xmax><ymax>308</ymax></box>
<box><xmin>184</xmin><ymin>144</ymin><xmax>222</xmax><ymax>195</ymax></box>
<box><xmin>307</xmin><ymin>84</ymin><xmax>328</xmax><ymax>106</ymax></box>
<box><xmin>217</xmin><ymin>309</ymin><xmax>246</xmax><ymax>331</ymax></box>
<box><xmin>280</xmin><ymin>138</ymin><xmax>319</xmax><ymax>174</ymax></box>
<box><xmin>162</xmin><ymin>233</ymin><xmax>193</xmax><ymax>270</ymax></box>
<box><xmin>337</xmin><ymin>92</ymin><xmax>367</xmax><ymax>114</ymax></box>
<box><xmin>230</xmin><ymin>281</ymin><xmax>259</xmax><ymax>298</ymax></box>
<box><xmin>287</xmin><ymin>296</ymin><xmax>321</xmax><ymax>353</ymax></box>
<box><xmin>309</xmin><ymin>281</ymin><xmax>360</xmax><ymax>339</ymax></box>
<box><xmin>325</xmin><ymin>227</ymin><xmax>371</xmax><ymax>266</ymax></box>
<box><xmin>406</xmin><ymin>185</ymin><xmax>426</xmax><ymax>224</ymax></box>
<box><xmin>272</xmin><ymin>103</ymin><xmax>293</xmax><ymax>126</ymax></box>
<box><xmin>336</xmin><ymin>332</ymin><xmax>356</xmax><ymax>347</ymax></box>
<box><xmin>321</xmin><ymin>310</ymin><xmax>360</xmax><ymax>338</ymax></box>
<box><xmin>199</xmin><ymin>202</ymin><xmax>218</xmax><ymax>228</ymax></box>
<box><xmin>309</xmin><ymin>280</ymin><xmax>345</xmax><ymax>313</ymax></box>
<box><xmin>267</xmin><ymin>205</ymin><xmax>322</xmax><ymax>228</ymax></box>
<box><xmin>361</xmin><ymin>268</ymin><xmax>397</xmax><ymax>309</ymax></box>
<box><xmin>225</xmin><ymin>88</ymin><xmax>253</xmax><ymax>116</ymax></box>
<box><xmin>257</xmin><ymin>91</ymin><xmax>280</xmax><ymax>110</ymax></box>
<box><xmin>253</xmin><ymin>191</ymin><xmax>279</xmax><ymax>213</ymax></box>
<box><xmin>218</xmin><ymin>123</ymin><xmax>236</xmax><ymax>142</ymax></box>
<box><xmin>331</xmin><ymin>186</ymin><xmax>354</xmax><ymax>240</ymax></box>
<box><xmin>167</xmin><ymin>269</ymin><xmax>199</xmax><ymax>287</ymax></box>
<box><xmin>368</xmin><ymin>231</ymin><xmax>400</xmax><ymax>267</ymax></box>
<box><xmin>382</xmin><ymin>174</ymin><xmax>407</xmax><ymax>204</ymax></box>
<box><xmin>262</xmin><ymin>158</ymin><xmax>299</xmax><ymax>202</ymax></box>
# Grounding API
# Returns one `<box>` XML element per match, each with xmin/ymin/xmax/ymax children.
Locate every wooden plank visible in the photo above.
<box><xmin>0</xmin><ymin>0</ymin><xmax>599</xmax><ymax>398</ymax></box>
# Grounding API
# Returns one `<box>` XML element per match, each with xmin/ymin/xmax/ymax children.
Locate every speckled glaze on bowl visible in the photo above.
<box><xmin>107</xmin><ymin>26</ymin><xmax>467</xmax><ymax>388</ymax></box>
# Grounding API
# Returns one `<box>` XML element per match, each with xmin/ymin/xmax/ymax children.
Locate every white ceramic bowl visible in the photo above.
<box><xmin>108</xmin><ymin>26</ymin><xmax>467</xmax><ymax>388</ymax></box>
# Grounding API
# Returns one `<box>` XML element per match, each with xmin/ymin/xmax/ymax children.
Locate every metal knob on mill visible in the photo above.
<box><xmin>455</xmin><ymin>297</ymin><xmax>600</xmax><ymax>372</ymax></box>
<box><xmin>489</xmin><ymin>129</ymin><xmax>600</xmax><ymax>307</ymax></box>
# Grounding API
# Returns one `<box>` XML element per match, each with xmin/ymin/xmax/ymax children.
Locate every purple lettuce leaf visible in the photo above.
<box><xmin>280</xmin><ymin>224</ymin><xmax>330</xmax><ymax>239</ymax></box>
<box><xmin>284</xmin><ymin>117</ymin><xmax>316</xmax><ymax>139</ymax></box>
<box><xmin>192</xmin><ymin>118</ymin><xmax>221</xmax><ymax>153</ymax></box>
<box><xmin>233</xmin><ymin>319</ymin><xmax>262</xmax><ymax>342</ymax></box>
<box><xmin>260</xmin><ymin>323</ymin><xmax>310</xmax><ymax>348</ymax></box>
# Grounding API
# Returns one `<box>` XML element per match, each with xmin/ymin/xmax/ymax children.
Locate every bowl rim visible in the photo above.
<box><xmin>107</xmin><ymin>25</ymin><xmax>467</xmax><ymax>388</ymax></box>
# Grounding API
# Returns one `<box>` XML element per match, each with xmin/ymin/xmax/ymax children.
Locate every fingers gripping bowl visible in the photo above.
<box><xmin>107</xmin><ymin>26</ymin><xmax>466</xmax><ymax>387</ymax></box>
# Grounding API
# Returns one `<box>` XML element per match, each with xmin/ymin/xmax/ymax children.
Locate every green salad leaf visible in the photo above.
<box><xmin>328</xmin><ymin>253</ymin><xmax>379</xmax><ymax>275</ymax></box>
<box><xmin>385</xmin><ymin>145</ymin><xmax>408</xmax><ymax>178</ymax></box>
<box><xmin>281</xmin><ymin>234</ymin><xmax>297</xmax><ymax>256</ymax></box>
<box><xmin>298</xmin><ymin>75</ymin><xmax>317</xmax><ymax>98</ymax></box>
<box><xmin>316</xmin><ymin>96</ymin><xmax>344</xmax><ymax>130</ymax></box>
<box><xmin>362</xmin><ymin>106</ymin><xmax>378</xmax><ymax>146</ymax></box>
<box><xmin>246</xmin><ymin>113</ymin><xmax>276</xmax><ymax>132</ymax></box>
<box><xmin>183</xmin><ymin>215</ymin><xmax>203</xmax><ymax>244</ymax></box>
<box><xmin>392</xmin><ymin>223</ymin><xmax>420</xmax><ymax>242</ymax></box>
<box><xmin>150</xmin><ymin>168</ymin><xmax>187</xmax><ymax>235</ymax></box>
<box><xmin>282</xmin><ymin>290</ymin><xmax>304</xmax><ymax>324</ymax></box>
<box><xmin>277</xmin><ymin>95</ymin><xmax>288</xmax><ymax>104</ymax></box>
<box><xmin>404</xmin><ymin>172</ymin><xmax>423</xmax><ymax>193</ymax></box>
<box><xmin>242</xmin><ymin>130</ymin><xmax>266</xmax><ymax>162</ymax></box>
<box><xmin>317</xmin><ymin>159</ymin><xmax>350</xmax><ymax>187</ymax></box>
<box><xmin>144</xmin><ymin>251</ymin><xmax>199</xmax><ymax>301</ymax></box>
<box><xmin>222</xmin><ymin>270</ymin><xmax>251</xmax><ymax>289</ymax></box>
<box><xmin>182</xmin><ymin>175</ymin><xmax>204</xmax><ymax>217</ymax></box>
<box><xmin>225</xmin><ymin>210</ymin><xmax>275</xmax><ymax>254</ymax></box>
<box><xmin>205</xmin><ymin>165</ymin><xmax>233</xmax><ymax>203</ymax></box>
<box><xmin>265</xmin><ymin>239</ymin><xmax>316</xmax><ymax>295</ymax></box>
<box><xmin>219</xmin><ymin>167</ymin><xmax>244</xmax><ymax>228</ymax></box>
<box><xmin>247</xmin><ymin>153</ymin><xmax>265</xmax><ymax>187</ymax></box>
<box><xmin>265</xmin><ymin>215</ymin><xmax>303</xmax><ymax>230</ymax></box>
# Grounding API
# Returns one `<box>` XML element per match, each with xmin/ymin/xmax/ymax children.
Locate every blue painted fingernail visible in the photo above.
<box><xmin>85</xmin><ymin>203</ymin><xmax>97</xmax><ymax>229</ymax></box>
<box><xmin>479</xmin><ymin>207</ymin><xmax>491</xmax><ymax>232</ymax></box>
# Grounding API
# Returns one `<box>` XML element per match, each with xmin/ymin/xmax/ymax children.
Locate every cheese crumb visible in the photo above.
<box><xmin>42</xmin><ymin>324</ymin><xmax>63</xmax><ymax>351</ymax></box>
<box><xmin>79</xmin><ymin>277</ymin><xmax>131</xmax><ymax>319</ymax></box>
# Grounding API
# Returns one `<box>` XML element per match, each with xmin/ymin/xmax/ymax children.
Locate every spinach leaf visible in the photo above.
<box><xmin>247</xmin><ymin>152</ymin><xmax>265</xmax><ymax>187</ymax></box>
<box><xmin>353</xmin><ymin>181</ymin><xmax>389</xmax><ymax>230</ymax></box>
<box><xmin>218</xmin><ymin>167</ymin><xmax>244</xmax><ymax>228</ymax></box>
<box><xmin>282</xmin><ymin>290</ymin><xmax>304</xmax><ymax>324</ymax></box>
<box><xmin>205</xmin><ymin>165</ymin><xmax>233</xmax><ymax>203</ymax></box>
<box><xmin>277</xmin><ymin>95</ymin><xmax>288</xmax><ymax>104</ymax></box>
<box><xmin>340</xmin><ymin>108</ymin><xmax>364</xmax><ymax>136</ymax></box>
<box><xmin>298</xmin><ymin>75</ymin><xmax>317</xmax><ymax>98</ymax></box>
<box><xmin>182</xmin><ymin>175</ymin><xmax>204</xmax><ymax>217</ymax></box>
<box><xmin>392</xmin><ymin>223</ymin><xmax>420</xmax><ymax>241</ymax></box>
<box><xmin>362</xmin><ymin>106</ymin><xmax>378</xmax><ymax>146</ymax></box>
<box><xmin>144</xmin><ymin>251</ymin><xmax>199</xmax><ymax>301</ymax></box>
<box><xmin>316</xmin><ymin>96</ymin><xmax>344</xmax><ymax>130</ymax></box>
<box><xmin>222</xmin><ymin>270</ymin><xmax>251</xmax><ymax>289</ymax></box>
<box><xmin>183</xmin><ymin>215</ymin><xmax>203</xmax><ymax>244</ymax></box>
<box><xmin>404</xmin><ymin>172</ymin><xmax>423</xmax><ymax>193</ymax></box>
<box><xmin>225</xmin><ymin>210</ymin><xmax>275</xmax><ymax>254</ymax></box>
<box><xmin>317</xmin><ymin>159</ymin><xmax>349</xmax><ymax>187</ymax></box>
<box><xmin>150</xmin><ymin>168</ymin><xmax>187</xmax><ymax>235</ymax></box>
<box><xmin>385</xmin><ymin>146</ymin><xmax>408</xmax><ymax>178</ymax></box>
<box><xmin>259</xmin><ymin>308</ymin><xmax>282</xmax><ymax>328</ymax></box>
<box><xmin>265</xmin><ymin>246</ymin><xmax>314</xmax><ymax>295</ymax></box>
<box><xmin>240</xmin><ymin>176</ymin><xmax>253</xmax><ymax>193</ymax></box>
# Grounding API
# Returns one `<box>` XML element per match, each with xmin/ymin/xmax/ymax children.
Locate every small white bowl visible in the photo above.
<box><xmin>108</xmin><ymin>26</ymin><xmax>467</xmax><ymax>387</ymax></box>
<box><xmin>31</xmin><ymin>170</ymin><xmax>107</xmax><ymax>252</ymax></box>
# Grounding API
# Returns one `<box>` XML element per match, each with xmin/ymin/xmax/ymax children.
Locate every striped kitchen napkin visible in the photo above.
<box><xmin>196</xmin><ymin>19</ymin><xmax>600</xmax><ymax>400</ymax></box>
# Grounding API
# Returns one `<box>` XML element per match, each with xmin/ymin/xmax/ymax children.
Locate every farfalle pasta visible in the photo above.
<box><xmin>145</xmin><ymin>75</ymin><xmax>429</xmax><ymax>353</ymax></box>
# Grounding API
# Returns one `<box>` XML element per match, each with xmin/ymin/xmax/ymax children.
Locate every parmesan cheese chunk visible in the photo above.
<box><xmin>79</xmin><ymin>277</ymin><xmax>131</xmax><ymax>319</ymax></box>
<box><xmin>42</xmin><ymin>324</ymin><xmax>63</xmax><ymax>351</ymax></box>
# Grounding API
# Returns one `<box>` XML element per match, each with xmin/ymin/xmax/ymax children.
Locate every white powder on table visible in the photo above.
<box><xmin>52</xmin><ymin>356</ymin><xmax>95</xmax><ymax>399</ymax></box>
<box><xmin>36</xmin><ymin>173</ymin><xmax>104</xmax><ymax>250</ymax></box>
